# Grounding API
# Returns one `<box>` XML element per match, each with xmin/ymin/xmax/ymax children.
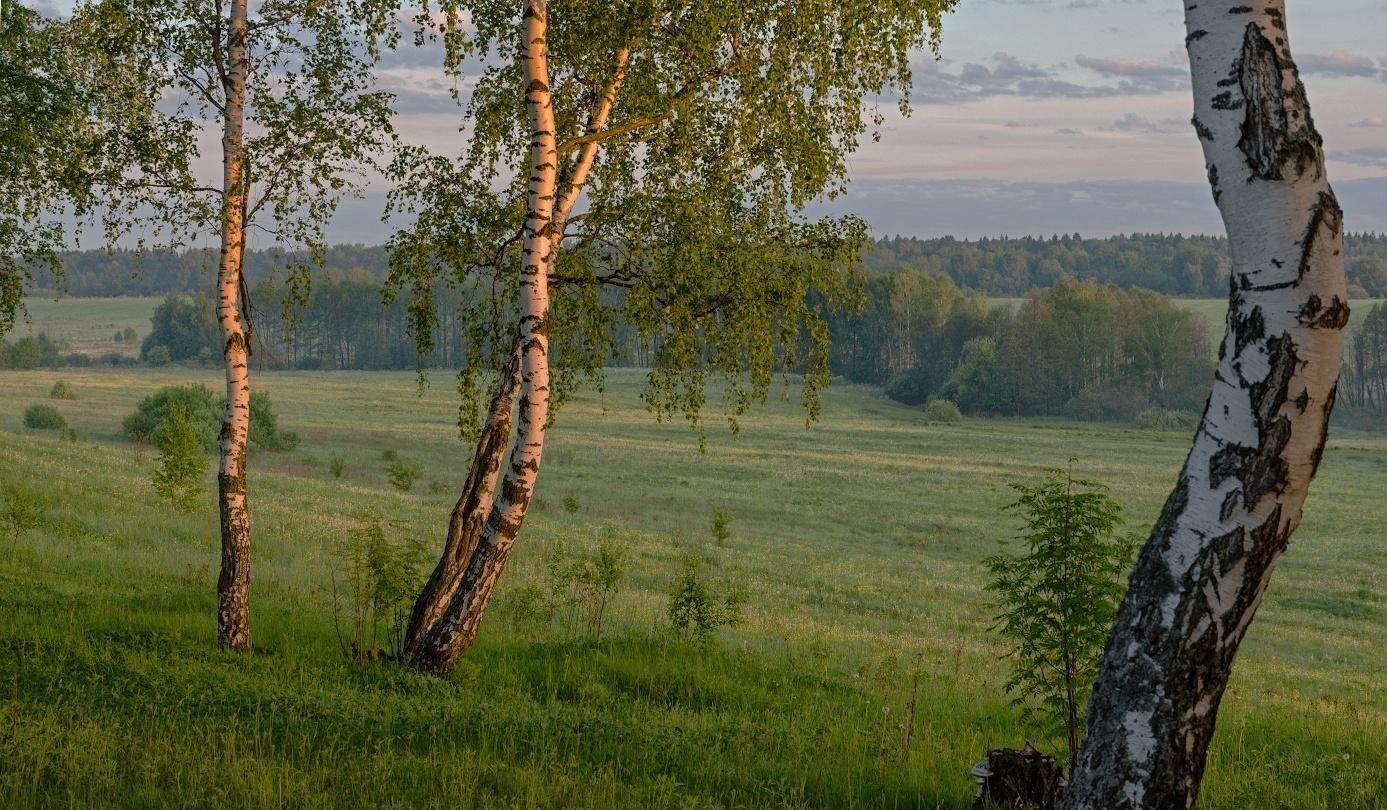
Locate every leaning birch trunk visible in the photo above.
<box><xmin>402</xmin><ymin>345</ymin><xmax>521</xmax><ymax>655</ymax></box>
<box><xmin>1062</xmin><ymin>2</ymin><xmax>1347</xmax><ymax>807</ymax></box>
<box><xmin>407</xmin><ymin>0</ymin><xmax>557</xmax><ymax>674</ymax></box>
<box><xmin>215</xmin><ymin>0</ymin><xmax>253</xmax><ymax>652</ymax></box>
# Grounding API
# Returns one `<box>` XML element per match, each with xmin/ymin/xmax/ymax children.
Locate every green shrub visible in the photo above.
<box><xmin>151</xmin><ymin>405</ymin><xmax>209</xmax><ymax>513</ymax></box>
<box><xmin>923</xmin><ymin>398</ymin><xmax>963</xmax><ymax>423</ymax></box>
<box><xmin>48</xmin><ymin>381</ymin><xmax>77</xmax><ymax>400</ymax></box>
<box><xmin>22</xmin><ymin>404</ymin><xmax>66</xmax><ymax>430</ymax></box>
<box><xmin>329</xmin><ymin>455</ymin><xmax>347</xmax><ymax>479</ymax></box>
<box><xmin>1</xmin><ymin>486</ymin><xmax>48</xmax><ymax>543</ymax></box>
<box><xmin>563</xmin><ymin>493</ymin><xmax>581</xmax><ymax>514</ymax></box>
<box><xmin>329</xmin><ymin>511</ymin><xmax>428</xmax><ymax>660</ymax></box>
<box><xmin>985</xmin><ymin>467</ymin><xmax>1135</xmax><ymax>772</ymax></box>
<box><xmin>428</xmin><ymin>480</ymin><xmax>450</xmax><ymax>495</ymax></box>
<box><xmin>711</xmin><ymin>509</ymin><xmax>731</xmax><ymax>547</ymax></box>
<box><xmin>667</xmin><ymin>555</ymin><xmax>746</xmax><ymax>643</ymax></box>
<box><xmin>385</xmin><ymin>457</ymin><xmax>422</xmax><ymax>491</ymax></box>
<box><xmin>883</xmin><ymin>368</ymin><xmax>936</xmax><ymax>407</ymax></box>
<box><xmin>1133</xmin><ymin>408</ymin><xmax>1199</xmax><ymax>431</ymax></box>
<box><xmin>145</xmin><ymin>345</ymin><xmax>172</xmax><ymax>366</ymax></box>
<box><xmin>545</xmin><ymin>526</ymin><xmax>629</xmax><ymax>638</ymax></box>
<box><xmin>122</xmin><ymin>385</ymin><xmax>296</xmax><ymax>452</ymax></box>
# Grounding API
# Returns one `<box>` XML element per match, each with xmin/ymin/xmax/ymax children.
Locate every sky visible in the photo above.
<box><xmin>33</xmin><ymin>0</ymin><xmax>1387</xmax><ymax>242</ymax></box>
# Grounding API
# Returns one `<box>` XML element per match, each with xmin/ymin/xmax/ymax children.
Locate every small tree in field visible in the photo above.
<box><xmin>152</xmin><ymin>404</ymin><xmax>209</xmax><ymax>514</ymax></box>
<box><xmin>985</xmin><ymin>467</ymin><xmax>1132</xmax><ymax>773</ymax></box>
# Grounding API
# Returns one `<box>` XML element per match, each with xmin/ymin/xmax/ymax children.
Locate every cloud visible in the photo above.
<box><xmin>1350</xmin><ymin>116</ymin><xmax>1387</xmax><ymax>129</ymax></box>
<box><xmin>911</xmin><ymin>50</ymin><xmax>1189</xmax><ymax>104</ymax></box>
<box><xmin>1108</xmin><ymin>113</ymin><xmax>1186</xmax><ymax>134</ymax></box>
<box><xmin>1297</xmin><ymin>51</ymin><xmax>1380</xmax><ymax>78</ymax></box>
<box><xmin>1336</xmin><ymin>148</ymin><xmax>1387</xmax><ymax>170</ymax></box>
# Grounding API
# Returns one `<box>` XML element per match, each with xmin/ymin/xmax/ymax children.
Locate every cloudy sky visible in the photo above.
<box><xmin>337</xmin><ymin>0</ymin><xmax>1387</xmax><ymax>241</ymax></box>
<box><xmin>37</xmin><ymin>0</ymin><xmax>1387</xmax><ymax>242</ymax></box>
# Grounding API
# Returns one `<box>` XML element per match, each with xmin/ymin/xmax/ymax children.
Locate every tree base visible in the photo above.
<box><xmin>970</xmin><ymin>743</ymin><xmax>1066</xmax><ymax>810</ymax></box>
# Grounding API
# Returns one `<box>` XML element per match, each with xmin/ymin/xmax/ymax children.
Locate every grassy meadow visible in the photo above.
<box><xmin>0</xmin><ymin>298</ymin><xmax>1384</xmax><ymax>807</ymax></box>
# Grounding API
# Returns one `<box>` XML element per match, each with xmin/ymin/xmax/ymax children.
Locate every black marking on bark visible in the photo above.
<box><xmin>1232</xmin><ymin>305</ymin><xmax>1264</xmax><ymax>355</ymax></box>
<box><xmin>1211</xmin><ymin>91</ymin><xmax>1238</xmax><ymax>111</ymax></box>
<box><xmin>1192</xmin><ymin>116</ymin><xmax>1214</xmax><ymax>141</ymax></box>
<box><xmin>1294</xmin><ymin>389</ymin><xmax>1310</xmax><ymax>413</ymax></box>
<box><xmin>1219</xmin><ymin>488</ymin><xmax>1241</xmax><ymax>522</ymax></box>
<box><xmin>1208</xmin><ymin>164</ymin><xmax>1222</xmax><ymax>204</ymax></box>
<box><xmin>1228</xmin><ymin>5</ymin><xmax>1254</xmax><ymax>13</ymax></box>
<box><xmin>1186</xmin><ymin>29</ymin><xmax>1208</xmax><ymax>45</ymax></box>
<box><xmin>1310</xmin><ymin>383</ymin><xmax>1338</xmax><ymax>474</ymax></box>
<box><xmin>1237</xmin><ymin>23</ymin><xmax>1322</xmax><ymax>181</ymax></box>
<box><xmin>1298</xmin><ymin>192</ymin><xmax>1344</xmax><ymax>280</ymax></box>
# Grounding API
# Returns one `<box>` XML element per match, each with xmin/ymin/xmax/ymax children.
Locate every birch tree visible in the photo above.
<box><xmin>69</xmin><ymin>0</ymin><xmax>398</xmax><ymax>650</ymax></box>
<box><xmin>390</xmin><ymin>0</ymin><xmax>959</xmax><ymax>674</ymax></box>
<box><xmin>1062</xmin><ymin>2</ymin><xmax>1348</xmax><ymax>806</ymax></box>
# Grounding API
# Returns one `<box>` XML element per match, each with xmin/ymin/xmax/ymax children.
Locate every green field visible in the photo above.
<box><xmin>0</xmin><ymin>363</ymin><xmax>1383</xmax><ymax>808</ymax></box>
<box><xmin>15</xmin><ymin>296</ymin><xmax>161</xmax><ymax>357</ymax></box>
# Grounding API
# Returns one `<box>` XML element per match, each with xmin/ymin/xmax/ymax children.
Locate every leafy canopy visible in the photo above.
<box><xmin>388</xmin><ymin>0</ymin><xmax>959</xmax><ymax>436</ymax></box>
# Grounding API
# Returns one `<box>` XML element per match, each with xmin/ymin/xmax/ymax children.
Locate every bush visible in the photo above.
<box><xmin>545</xmin><ymin>526</ymin><xmax>629</xmax><ymax>638</ymax></box>
<box><xmin>883</xmin><ymin>368</ymin><xmax>937</xmax><ymax>407</ymax></box>
<box><xmin>1062</xmin><ymin>380</ymin><xmax>1150</xmax><ymax>423</ymax></box>
<box><xmin>667</xmin><ymin>555</ymin><xmax>745</xmax><ymax>643</ymax></box>
<box><xmin>329</xmin><ymin>455</ymin><xmax>347</xmax><ymax>479</ymax></box>
<box><xmin>711</xmin><ymin>509</ymin><xmax>731</xmax><ymax>547</ymax></box>
<box><xmin>329</xmin><ymin>511</ymin><xmax>428</xmax><ymax>660</ymax></box>
<box><xmin>123</xmin><ymin>385</ymin><xmax>297</xmax><ymax>452</ymax></box>
<box><xmin>151</xmin><ymin>405</ymin><xmax>208</xmax><ymax>513</ymax></box>
<box><xmin>64</xmin><ymin>353</ymin><xmax>94</xmax><ymax>367</ymax></box>
<box><xmin>1133</xmin><ymin>408</ymin><xmax>1199</xmax><ymax>431</ymax></box>
<box><xmin>923</xmin><ymin>398</ymin><xmax>963</xmax><ymax>423</ymax></box>
<box><xmin>386</xmin><ymin>457</ymin><xmax>422</xmax><ymax>491</ymax></box>
<box><xmin>563</xmin><ymin>493</ymin><xmax>581</xmax><ymax>514</ymax></box>
<box><xmin>1</xmin><ymin>486</ymin><xmax>48</xmax><ymax>542</ymax></box>
<box><xmin>145</xmin><ymin>345</ymin><xmax>172</xmax><ymax>366</ymax></box>
<box><xmin>23</xmin><ymin>404</ymin><xmax>66</xmax><ymax>430</ymax></box>
<box><xmin>48</xmin><ymin>381</ymin><xmax>77</xmax><ymax>400</ymax></box>
<box><xmin>985</xmin><ymin>467</ymin><xmax>1134</xmax><ymax>772</ymax></box>
<box><xmin>123</xmin><ymin>385</ymin><xmax>220</xmax><ymax>448</ymax></box>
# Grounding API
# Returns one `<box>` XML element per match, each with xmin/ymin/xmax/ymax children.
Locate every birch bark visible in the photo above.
<box><xmin>1062</xmin><ymin>2</ymin><xmax>1347</xmax><ymax>806</ymax></box>
<box><xmin>215</xmin><ymin>0</ymin><xmax>253</xmax><ymax>652</ymax></box>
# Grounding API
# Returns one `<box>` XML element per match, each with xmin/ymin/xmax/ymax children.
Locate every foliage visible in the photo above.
<box><xmin>150</xmin><ymin>404</ymin><xmax>208</xmax><ymax>513</ymax></box>
<box><xmin>330</xmin><ymin>511</ymin><xmax>429</xmax><ymax>660</ymax></box>
<box><xmin>385</xmin><ymin>457</ymin><xmax>422</xmax><ymax>492</ymax></box>
<box><xmin>0</xmin><ymin>4</ymin><xmax>97</xmax><ymax>336</ymax></box>
<box><xmin>985</xmin><ymin>468</ymin><xmax>1134</xmax><ymax>772</ymax></box>
<box><xmin>0</xmin><ymin>333</ymin><xmax>67</xmax><ymax>370</ymax></box>
<box><xmin>543</xmin><ymin>526</ymin><xmax>629</xmax><ymax>639</ymax></box>
<box><xmin>387</xmin><ymin>0</ymin><xmax>958</xmax><ymax>437</ymax></box>
<box><xmin>1341</xmin><ymin>301</ymin><xmax>1387</xmax><ymax>421</ymax></box>
<box><xmin>65</xmin><ymin>0</ymin><xmax>401</xmax><ymax>288</ymax></box>
<box><xmin>329</xmin><ymin>455</ymin><xmax>347</xmax><ymax>479</ymax></box>
<box><xmin>923</xmin><ymin>398</ymin><xmax>962</xmax><ymax>424</ymax></box>
<box><xmin>48</xmin><ymin>381</ymin><xmax>76</xmax><ymax>400</ymax></box>
<box><xmin>711</xmin><ymin>510</ymin><xmax>731</xmax><ymax>547</ymax></box>
<box><xmin>562</xmin><ymin>494</ymin><xmax>581</xmax><ymax>515</ymax></box>
<box><xmin>0</xmin><ymin>485</ymin><xmax>47</xmax><ymax>542</ymax></box>
<box><xmin>22</xmin><ymin>403</ymin><xmax>66</xmax><ymax>430</ymax></box>
<box><xmin>1133</xmin><ymin>408</ymin><xmax>1199</xmax><ymax>431</ymax></box>
<box><xmin>122</xmin><ymin>385</ymin><xmax>296</xmax><ymax>452</ymax></box>
<box><xmin>667</xmin><ymin>555</ymin><xmax>746</xmax><ymax>643</ymax></box>
<box><xmin>141</xmin><ymin>294</ymin><xmax>218</xmax><ymax>365</ymax></box>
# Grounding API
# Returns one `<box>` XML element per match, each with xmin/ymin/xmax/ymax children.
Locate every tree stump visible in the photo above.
<box><xmin>969</xmin><ymin>743</ymin><xmax>1066</xmax><ymax>809</ymax></box>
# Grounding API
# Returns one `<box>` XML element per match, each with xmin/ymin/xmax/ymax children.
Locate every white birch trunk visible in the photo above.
<box><xmin>408</xmin><ymin>0</ymin><xmax>559</xmax><ymax>673</ymax></box>
<box><xmin>215</xmin><ymin>0</ymin><xmax>253</xmax><ymax>652</ymax></box>
<box><xmin>1062</xmin><ymin>2</ymin><xmax>1347</xmax><ymax>806</ymax></box>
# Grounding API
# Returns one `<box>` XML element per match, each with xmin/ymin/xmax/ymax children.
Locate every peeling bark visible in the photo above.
<box><xmin>1061</xmin><ymin>3</ymin><xmax>1347</xmax><ymax>807</ymax></box>
<box><xmin>215</xmin><ymin>0</ymin><xmax>252</xmax><ymax>652</ymax></box>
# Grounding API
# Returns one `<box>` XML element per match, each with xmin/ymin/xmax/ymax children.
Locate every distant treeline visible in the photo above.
<box><xmin>31</xmin><ymin>233</ymin><xmax>1387</xmax><ymax>299</ymax></box>
<box><xmin>864</xmin><ymin>232</ymin><xmax>1387</xmax><ymax>298</ymax></box>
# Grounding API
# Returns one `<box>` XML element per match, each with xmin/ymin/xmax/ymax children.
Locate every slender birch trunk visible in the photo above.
<box><xmin>215</xmin><ymin>0</ymin><xmax>253</xmax><ymax>652</ymax></box>
<box><xmin>1062</xmin><ymin>2</ymin><xmax>1347</xmax><ymax>806</ymax></box>
<box><xmin>405</xmin><ymin>20</ymin><xmax>630</xmax><ymax>673</ymax></box>
<box><xmin>403</xmin><ymin>345</ymin><xmax>521</xmax><ymax>656</ymax></box>
<box><xmin>407</xmin><ymin>0</ymin><xmax>558</xmax><ymax>673</ymax></box>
